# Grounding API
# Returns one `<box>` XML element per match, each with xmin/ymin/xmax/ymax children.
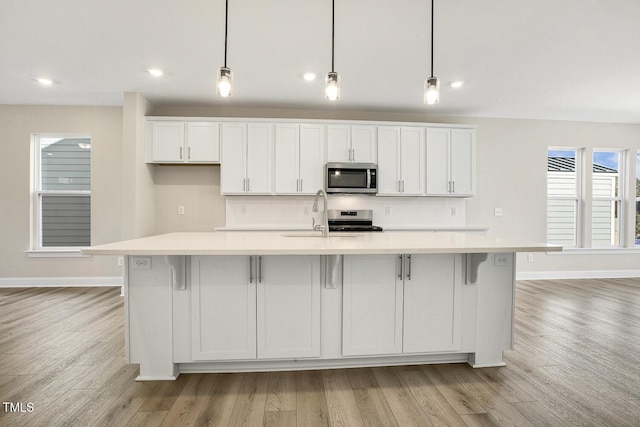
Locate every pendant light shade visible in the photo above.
<box><xmin>326</xmin><ymin>0</ymin><xmax>340</xmax><ymax>101</ymax></box>
<box><xmin>424</xmin><ymin>0</ymin><xmax>439</xmax><ymax>105</ymax></box>
<box><xmin>424</xmin><ymin>76</ymin><xmax>439</xmax><ymax>105</ymax></box>
<box><xmin>217</xmin><ymin>67</ymin><xmax>233</xmax><ymax>97</ymax></box>
<box><xmin>325</xmin><ymin>71</ymin><xmax>340</xmax><ymax>101</ymax></box>
<box><xmin>217</xmin><ymin>0</ymin><xmax>233</xmax><ymax>97</ymax></box>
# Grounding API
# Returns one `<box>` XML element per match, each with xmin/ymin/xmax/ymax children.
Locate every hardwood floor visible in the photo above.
<box><xmin>1</xmin><ymin>278</ymin><xmax>640</xmax><ymax>426</ymax></box>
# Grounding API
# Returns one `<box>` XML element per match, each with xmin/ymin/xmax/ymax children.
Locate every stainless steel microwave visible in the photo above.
<box><xmin>325</xmin><ymin>162</ymin><xmax>378</xmax><ymax>194</ymax></box>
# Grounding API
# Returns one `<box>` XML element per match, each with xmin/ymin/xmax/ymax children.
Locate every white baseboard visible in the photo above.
<box><xmin>0</xmin><ymin>276</ymin><xmax>123</xmax><ymax>288</ymax></box>
<box><xmin>517</xmin><ymin>270</ymin><xmax>640</xmax><ymax>281</ymax></box>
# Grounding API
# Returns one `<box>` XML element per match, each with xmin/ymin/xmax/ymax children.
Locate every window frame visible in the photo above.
<box><xmin>29</xmin><ymin>133</ymin><xmax>92</xmax><ymax>256</ymax></box>
<box><xmin>591</xmin><ymin>148</ymin><xmax>625</xmax><ymax>248</ymax></box>
<box><xmin>547</xmin><ymin>147</ymin><xmax>584</xmax><ymax>248</ymax></box>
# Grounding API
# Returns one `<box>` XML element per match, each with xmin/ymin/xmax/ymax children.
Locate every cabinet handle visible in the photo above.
<box><xmin>258</xmin><ymin>256</ymin><xmax>263</xmax><ymax>283</ymax></box>
<box><xmin>402</xmin><ymin>180</ymin><xmax>405</xmax><ymax>192</ymax></box>
<box><xmin>247</xmin><ymin>178</ymin><xmax>250</xmax><ymax>192</ymax></box>
<box><xmin>398</xmin><ymin>180</ymin><xmax>401</xmax><ymax>192</ymax></box>
<box><xmin>299</xmin><ymin>178</ymin><xmax>303</xmax><ymax>192</ymax></box>
<box><xmin>452</xmin><ymin>181</ymin><xmax>455</xmax><ymax>193</ymax></box>
<box><xmin>179</xmin><ymin>146</ymin><xmax>183</xmax><ymax>160</ymax></box>
<box><xmin>398</xmin><ymin>255</ymin><xmax>403</xmax><ymax>279</ymax></box>
<box><xmin>406</xmin><ymin>255</ymin><xmax>412</xmax><ymax>280</ymax></box>
<box><xmin>188</xmin><ymin>146</ymin><xmax>191</xmax><ymax>160</ymax></box>
<box><xmin>249</xmin><ymin>256</ymin><xmax>254</xmax><ymax>283</ymax></box>
<box><xmin>243</xmin><ymin>178</ymin><xmax>246</xmax><ymax>191</ymax></box>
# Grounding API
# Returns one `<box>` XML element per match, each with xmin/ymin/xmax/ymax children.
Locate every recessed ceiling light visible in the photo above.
<box><xmin>37</xmin><ymin>78</ymin><xmax>53</xmax><ymax>86</ymax></box>
<box><xmin>303</xmin><ymin>72</ymin><xmax>317</xmax><ymax>81</ymax></box>
<box><xmin>450</xmin><ymin>81</ymin><xmax>464</xmax><ymax>88</ymax></box>
<box><xmin>148</xmin><ymin>68</ymin><xmax>164</xmax><ymax>77</ymax></box>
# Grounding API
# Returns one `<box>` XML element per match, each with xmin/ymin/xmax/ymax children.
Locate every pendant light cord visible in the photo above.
<box><xmin>331</xmin><ymin>0</ymin><xmax>335</xmax><ymax>73</ymax></box>
<box><xmin>430</xmin><ymin>0</ymin><xmax>434</xmax><ymax>77</ymax></box>
<box><xmin>224</xmin><ymin>0</ymin><xmax>229</xmax><ymax>68</ymax></box>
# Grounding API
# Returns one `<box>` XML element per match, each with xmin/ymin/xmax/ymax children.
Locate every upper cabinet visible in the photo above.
<box><xmin>274</xmin><ymin>124</ymin><xmax>325</xmax><ymax>195</ymax></box>
<box><xmin>221</xmin><ymin>123</ymin><xmax>274</xmax><ymax>195</ymax></box>
<box><xmin>377</xmin><ymin>126</ymin><xmax>425</xmax><ymax>196</ymax></box>
<box><xmin>425</xmin><ymin>128</ymin><xmax>475</xmax><ymax>197</ymax></box>
<box><xmin>327</xmin><ymin>125</ymin><xmax>377</xmax><ymax>163</ymax></box>
<box><xmin>146</xmin><ymin>120</ymin><xmax>220</xmax><ymax>164</ymax></box>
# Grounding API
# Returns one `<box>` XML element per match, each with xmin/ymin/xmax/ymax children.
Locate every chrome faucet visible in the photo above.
<box><xmin>312</xmin><ymin>189</ymin><xmax>329</xmax><ymax>238</ymax></box>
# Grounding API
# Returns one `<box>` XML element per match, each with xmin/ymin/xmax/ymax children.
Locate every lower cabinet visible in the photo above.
<box><xmin>190</xmin><ymin>255</ymin><xmax>320</xmax><ymax>361</ymax></box>
<box><xmin>342</xmin><ymin>254</ymin><xmax>462</xmax><ymax>356</ymax></box>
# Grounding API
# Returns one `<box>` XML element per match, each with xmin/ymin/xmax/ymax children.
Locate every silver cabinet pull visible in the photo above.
<box><xmin>249</xmin><ymin>256</ymin><xmax>254</xmax><ymax>283</ymax></box>
<box><xmin>188</xmin><ymin>146</ymin><xmax>191</xmax><ymax>160</ymax></box>
<box><xmin>452</xmin><ymin>181</ymin><xmax>455</xmax><ymax>193</ymax></box>
<box><xmin>398</xmin><ymin>255</ymin><xmax>403</xmax><ymax>279</ymax></box>
<box><xmin>402</xmin><ymin>180</ymin><xmax>405</xmax><ymax>192</ymax></box>
<box><xmin>299</xmin><ymin>178</ymin><xmax>303</xmax><ymax>192</ymax></box>
<box><xmin>247</xmin><ymin>178</ymin><xmax>250</xmax><ymax>192</ymax></box>
<box><xmin>243</xmin><ymin>178</ymin><xmax>246</xmax><ymax>191</ymax></box>
<box><xmin>258</xmin><ymin>256</ymin><xmax>263</xmax><ymax>283</ymax></box>
<box><xmin>406</xmin><ymin>255</ymin><xmax>412</xmax><ymax>280</ymax></box>
<box><xmin>179</xmin><ymin>146</ymin><xmax>183</xmax><ymax>160</ymax></box>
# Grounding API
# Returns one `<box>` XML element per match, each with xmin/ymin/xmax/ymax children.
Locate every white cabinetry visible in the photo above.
<box><xmin>327</xmin><ymin>125</ymin><xmax>377</xmax><ymax>163</ymax></box>
<box><xmin>425</xmin><ymin>128</ymin><xmax>475</xmax><ymax>196</ymax></box>
<box><xmin>377</xmin><ymin>126</ymin><xmax>425</xmax><ymax>195</ymax></box>
<box><xmin>191</xmin><ymin>256</ymin><xmax>256</xmax><ymax>360</ymax></box>
<box><xmin>342</xmin><ymin>255</ymin><xmax>403</xmax><ymax>356</ymax></box>
<box><xmin>342</xmin><ymin>254</ymin><xmax>462</xmax><ymax>356</ymax></box>
<box><xmin>190</xmin><ymin>255</ymin><xmax>320</xmax><ymax>361</ymax></box>
<box><xmin>274</xmin><ymin>124</ymin><xmax>325</xmax><ymax>194</ymax></box>
<box><xmin>221</xmin><ymin>123</ymin><xmax>273</xmax><ymax>194</ymax></box>
<box><xmin>146</xmin><ymin>121</ymin><xmax>220</xmax><ymax>163</ymax></box>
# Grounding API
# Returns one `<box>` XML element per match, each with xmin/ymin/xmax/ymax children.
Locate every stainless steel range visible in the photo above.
<box><xmin>327</xmin><ymin>210</ymin><xmax>383</xmax><ymax>232</ymax></box>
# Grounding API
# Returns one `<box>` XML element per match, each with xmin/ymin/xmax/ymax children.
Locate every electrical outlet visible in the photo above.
<box><xmin>494</xmin><ymin>208</ymin><xmax>503</xmax><ymax>217</ymax></box>
<box><xmin>178</xmin><ymin>205</ymin><xmax>185</xmax><ymax>215</ymax></box>
<box><xmin>131</xmin><ymin>257</ymin><xmax>152</xmax><ymax>270</ymax></box>
<box><xmin>385</xmin><ymin>207</ymin><xmax>392</xmax><ymax>216</ymax></box>
<box><xmin>527</xmin><ymin>253</ymin><xmax>534</xmax><ymax>262</ymax></box>
<box><xmin>240</xmin><ymin>205</ymin><xmax>247</xmax><ymax>214</ymax></box>
<box><xmin>451</xmin><ymin>207</ymin><xmax>457</xmax><ymax>216</ymax></box>
<box><xmin>117</xmin><ymin>256</ymin><xmax>124</xmax><ymax>266</ymax></box>
<box><xmin>494</xmin><ymin>254</ymin><xmax>512</xmax><ymax>267</ymax></box>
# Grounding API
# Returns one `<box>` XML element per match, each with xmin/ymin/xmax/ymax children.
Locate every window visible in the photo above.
<box><xmin>547</xmin><ymin>148</ymin><xmax>581</xmax><ymax>246</ymax></box>
<box><xmin>32</xmin><ymin>135</ymin><xmax>91</xmax><ymax>251</ymax></box>
<box><xmin>592</xmin><ymin>150</ymin><xmax>623</xmax><ymax>247</ymax></box>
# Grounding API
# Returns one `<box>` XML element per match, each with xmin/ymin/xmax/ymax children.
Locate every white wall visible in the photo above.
<box><xmin>0</xmin><ymin>105</ymin><xmax>123</xmax><ymax>280</ymax></box>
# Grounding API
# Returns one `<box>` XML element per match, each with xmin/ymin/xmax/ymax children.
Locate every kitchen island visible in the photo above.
<box><xmin>84</xmin><ymin>231</ymin><xmax>560</xmax><ymax>381</ymax></box>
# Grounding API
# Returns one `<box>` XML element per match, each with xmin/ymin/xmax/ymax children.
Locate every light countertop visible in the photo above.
<box><xmin>83</xmin><ymin>231</ymin><xmax>561</xmax><ymax>256</ymax></box>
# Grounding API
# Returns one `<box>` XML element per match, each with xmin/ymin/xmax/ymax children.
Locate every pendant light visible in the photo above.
<box><xmin>216</xmin><ymin>0</ymin><xmax>233</xmax><ymax>97</ymax></box>
<box><xmin>325</xmin><ymin>0</ymin><xmax>340</xmax><ymax>101</ymax></box>
<box><xmin>424</xmin><ymin>0</ymin><xmax>439</xmax><ymax>105</ymax></box>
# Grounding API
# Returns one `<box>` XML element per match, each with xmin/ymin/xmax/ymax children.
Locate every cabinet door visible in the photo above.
<box><xmin>191</xmin><ymin>256</ymin><xmax>256</xmax><ymax>360</ymax></box>
<box><xmin>274</xmin><ymin>124</ymin><xmax>300</xmax><ymax>194</ymax></box>
<box><xmin>246</xmin><ymin>123</ymin><xmax>274</xmax><ymax>194</ymax></box>
<box><xmin>299</xmin><ymin>124</ymin><xmax>325</xmax><ymax>194</ymax></box>
<box><xmin>327</xmin><ymin>125</ymin><xmax>351</xmax><ymax>162</ymax></box>
<box><xmin>257</xmin><ymin>256</ymin><xmax>321</xmax><ymax>359</ymax></box>
<box><xmin>425</xmin><ymin>128</ymin><xmax>451</xmax><ymax>195</ymax></box>
<box><xmin>351</xmin><ymin>125</ymin><xmax>377</xmax><ymax>163</ymax></box>
<box><xmin>450</xmin><ymin>129</ymin><xmax>475</xmax><ymax>196</ymax></box>
<box><xmin>221</xmin><ymin>123</ymin><xmax>247</xmax><ymax>194</ymax></box>
<box><xmin>403</xmin><ymin>254</ymin><xmax>462</xmax><ymax>353</ymax></box>
<box><xmin>151</xmin><ymin>121</ymin><xmax>185</xmax><ymax>162</ymax></box>
<box><xmin>186</xmin><ymin>122</ymin><xmax>220</xmax><ymax>163</ymax></box>
<box><xmin>400</xmin><ymin>127</ymin><xmax>425</xmax><ymax>195</ymax></box>
<box><xmin>377</xmin><ymin>126</ymin><xmax>401</xmax><ymax>195</ymax></box>
<box><xmin>343</xmin><ymin>255</ymin><xmax>403</xmax><ymax>356</ymax></box>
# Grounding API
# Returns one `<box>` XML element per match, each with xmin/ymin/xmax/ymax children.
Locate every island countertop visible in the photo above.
<box><xmin>82</xmin><ymin>231</ymin><xmax>561</xmax><ymax>256</ymax></box>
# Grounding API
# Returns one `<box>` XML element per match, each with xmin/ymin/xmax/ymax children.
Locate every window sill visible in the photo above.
<box><xmin>547</xmin><ymin>247</ymin><xmax>640</xmax><ymax>255</ymax></box>
<box><xmin>26</xmin><ymin>249</ymin><xmax>91</xmax><ymax>258</ymax></box>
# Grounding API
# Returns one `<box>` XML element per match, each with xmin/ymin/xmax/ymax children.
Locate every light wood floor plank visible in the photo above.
<box><xmin>2</xmin><ymin>280</ymin><xmax>640</xmax><ymax>426</ymax></box>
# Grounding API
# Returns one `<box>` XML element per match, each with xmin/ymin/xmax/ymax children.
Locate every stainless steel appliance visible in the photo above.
<box><xmin>325</xmin><ymin>162</ymin><xmax>377</xmax><ymax>194</ymax></box>
<box><xmin>328</xmin><ymin>210</ymin><xmax>383</xmax><ymax>232</ymax></box>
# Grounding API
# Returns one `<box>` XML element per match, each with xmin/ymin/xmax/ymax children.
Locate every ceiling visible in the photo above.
<box><xmin>1</xmin><ymin>0</ymin><xmax>639</xmax><ymax>124</ymax></box>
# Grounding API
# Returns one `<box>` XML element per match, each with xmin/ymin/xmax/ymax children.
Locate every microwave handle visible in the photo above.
<box><xmin>367</xmin><ymin>169</ymin><xmax>371</xmax><ymax>189</ymax></box>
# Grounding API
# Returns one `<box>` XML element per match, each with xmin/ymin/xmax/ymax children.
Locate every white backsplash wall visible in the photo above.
<box><xmin>225</xmin><ymin>195</ymin><xmax>466</xmax><ymax>230</ymax></box>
